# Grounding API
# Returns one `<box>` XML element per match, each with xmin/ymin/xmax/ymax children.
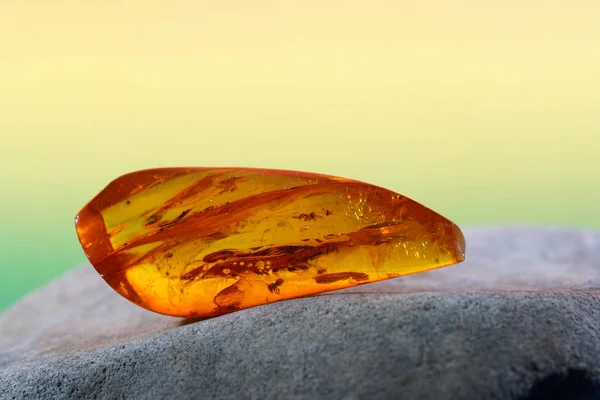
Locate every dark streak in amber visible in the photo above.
<box><xmin>157</xmin><ymin>208</ymin><xmax>192</xmax><ymax>228</ymax></box>
<box><xmin>145</xmin><ymin>212</ymin><xmax>163</xmax><ymax>226</ymax></box>
<box><xmin>180</xmin><ymin>264</ymin><xmax>210</xmax><ymax>282</ymax></box>
<box><xmin>314</xmin><ymin>272</ymin><xmax>370</xmax><ymax>284</ymax></box>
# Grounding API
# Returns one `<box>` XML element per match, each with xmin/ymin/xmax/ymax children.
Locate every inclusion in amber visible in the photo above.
<box><xmin>75</xmin><ymin>168</ymin><xmax>465</xmax><ymax>318</ymax></box>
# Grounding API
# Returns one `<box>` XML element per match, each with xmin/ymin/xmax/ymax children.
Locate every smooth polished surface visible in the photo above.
<box><xmin>75</xmin><ymin>168</ymin><xmax>465</xmax><ymax>317</ymax></box>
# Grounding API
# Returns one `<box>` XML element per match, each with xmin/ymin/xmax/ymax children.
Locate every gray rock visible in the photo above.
<box><xmin>1</xmin><ymin>226</ymin><xmax>599</xmax><ymax>400</ymax></box>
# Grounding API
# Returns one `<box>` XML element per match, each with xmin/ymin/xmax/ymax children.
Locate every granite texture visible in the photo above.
<box><xmin>1</xmin><ymin>227</ymin><xmax>599</xmax><ymax>400</ymax></box>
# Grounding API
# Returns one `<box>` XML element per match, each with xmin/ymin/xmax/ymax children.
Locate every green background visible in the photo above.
<box><xmin>1</xmin><ymin>1</ymin><xmax>599</xmax><ymax>311</ymax></box>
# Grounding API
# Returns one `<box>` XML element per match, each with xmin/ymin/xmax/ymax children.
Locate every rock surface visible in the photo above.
<box><xmin>1</xmin><ymin>227</ymin><xmax>600</xmax><ymax>399</ymax></box>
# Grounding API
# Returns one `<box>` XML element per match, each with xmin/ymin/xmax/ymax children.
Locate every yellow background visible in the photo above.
<box><xmin>1</xmin><ymin>1</ymin><xmax>599</xmax><ymax>310</ymax></box>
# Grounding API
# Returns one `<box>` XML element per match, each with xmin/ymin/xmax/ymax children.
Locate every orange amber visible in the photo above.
<box><xmin>75</xmin><ymin>168</ymin><xmax>465</xmax><ymax>318</ymax></box>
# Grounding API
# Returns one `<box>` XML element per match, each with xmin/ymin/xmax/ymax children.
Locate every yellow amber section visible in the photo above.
<box><xmin>75</xmin><ymin>167</ymin><xmax>465</xmax><ymax>318</ymax></box>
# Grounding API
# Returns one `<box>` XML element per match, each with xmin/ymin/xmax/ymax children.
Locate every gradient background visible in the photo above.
<box><xmin>1</xmin><ymin>1</ymin><xmax>599</xmax><ymax>311</ymax></box>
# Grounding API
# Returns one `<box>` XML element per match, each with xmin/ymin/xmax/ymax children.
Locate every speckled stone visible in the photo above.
<box><xmin>1</xmin><ymin>227</ymin><xmax>599</xmax><ymax>400</ymax></box>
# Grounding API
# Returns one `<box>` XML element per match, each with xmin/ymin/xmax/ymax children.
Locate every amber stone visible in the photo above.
<box><xmin>75</xmin><ymin>168</ymin><xmax>465</xmax><ymax>318</ymax></box>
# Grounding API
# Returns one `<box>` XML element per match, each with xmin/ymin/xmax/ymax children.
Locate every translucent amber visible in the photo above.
<box><xmin>75</xmin><ymin>168</ymin><xmax>465</xmax><ymax>318</ymax></box>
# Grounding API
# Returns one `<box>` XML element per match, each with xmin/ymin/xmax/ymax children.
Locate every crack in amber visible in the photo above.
<box><xmin>75</xmin><ymin>167</ymin><xmax>465</xmax><ymax>318</ymax></box>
